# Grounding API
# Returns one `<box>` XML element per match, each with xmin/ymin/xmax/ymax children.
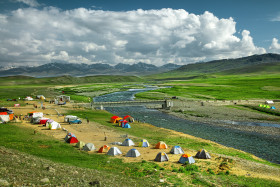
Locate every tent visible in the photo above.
<box><xmin>98</xmin><ymin>145</ymin><xmax>110</xmax><ymax>153</ymax></box>
<box><xmin>265</xmin><ymin>100</ymin><xmax>274</xmax><ymax>104</ymax></box>
<box><xmin>139</xmin><ymin>139</ymin><xmax>149</xmax><ymax>147</ymax></box>
<box><xmin>126</xmin><ymin>117</ymin><xmax>135</xmax><ymax>123</ymax></box>
<box><xmin>33</xmin><ymin>112</ymin><xmax>43</xmax><ymax>118</ymax></box>
<box><xmin>126</xmin><ymin>149</ymin><xmax>141</xmax><ymax>157</ymax></box>
<box><xmin>25</xmin><ymin>96</ymin><xmax>33</xmax><ymax>101</ymax></box>
<box><xmin>118</xmin><ymin>120</ymin><xmax>128</xmax><ymax>127</ymax></box>
<box><xmin>83</xmin><ymin>143</ymin><xmax>96</xmax><ymax>151</ymax></box>
<box><xmin>123</xmin><ymin>123</ymin><xmax>131</xmax><ymax>128</ymax></box>
<box><xmin>271</xmin><ymin>106</ymin><xmax>276</xmax><ymax>110</ymax></box>
<box><xmin>75</xmin><ymin>141</ymin><xmax>86</xmax><ymax>149</ymax></box>
<box><xmin>121</xmin><ymin>138</ymin><xmax>135</xmax><ymax>146</ymax></box>
<box><xmin>67</xmin><ymin>137</ymin><xmax>79</xmax><ymax>144</ymax></box>
<box><xmin>123</xmin><ymin>115</ymin><xmax>131</xmax><ymax>120</ymax></box>
<box><xmin>170</xmin><ymin>146</ymin><xmax>184</xmax><ymax>154</ymax></box>
<box><xmin>48</xmin><ymin>121</ymin><xmax>61</xmax><ymax>130</ymax></box>
<box><xmin>31</xmin><ymin>117</ymin><xmax>41</xmax><ymax>124</ymax></box>
<box><xmin>179</xmin><ymin>154</ymin><xmax>195</xmax><ymax>164</ymax></box>
<box><xmin>195</xmin><ymin>149</ymin><xmax>211</xmax><ymax>159</ymax></box>
<box><xmin>110</xmin><ymin>116</ymin><xmax>120</xmax><ymax>123</ymax></box>
<box><xmin>0</xmin><ymin>115</ymin><xmax>10</xmax><ymax>122</ymax></box>
<box><xmin>39</xmin><ymin>118</ymin><xmax>49</xmax><ymax>124</ymax></box>
<box><xmin>107</xmin><ymin>147</ymin><xmax>122</xmax><ymax>156</ymax></box>
<box><xmin>64</xmin><ymin>133</ymin><xmax>76</xmax><ymax>142</ymax></box>
<box><xmin>155</xmin><ymin>141</ymin><xmax>168</xmax><ymax>149</ymax></box>
<box><xmin>154</xmin><ymin>152</ymin><xmax>169</xmax><ymax>162</ymax></box>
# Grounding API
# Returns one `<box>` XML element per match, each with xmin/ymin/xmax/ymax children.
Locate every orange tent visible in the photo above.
<box><xmin>110</xmin><ymin>116</ymin><xmax>122</xmax><ymax>123</ymax></box>
<box><xmin>98</xmin><ymin>145</ymin><xmax>110</xmax><ymax>153</ymax></box>
<box><xmin>155</xmin><ymin>141</ymin><xmax>168</xmax><ymax>149</ymax></box>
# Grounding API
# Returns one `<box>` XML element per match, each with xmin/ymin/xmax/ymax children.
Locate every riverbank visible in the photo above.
<box><xmin>162</xmin><ymin>99</ymin><xmax>280</xmax><ymax>137</ymax></box>
<box><xmin>4</xmin><ymin>99</ymin><xmax>280</xmax><ymax>185</ymax></box>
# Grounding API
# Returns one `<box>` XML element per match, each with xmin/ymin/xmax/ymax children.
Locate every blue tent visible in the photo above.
<box><xmin>271</xmin><ymin>106</ymin><xmax>276</xmax><ymax>109</ymax></box>
<box><xmin>123</xmin><ymin>123</ymin><xmax>131</xmax><ymax>128</ymax></box>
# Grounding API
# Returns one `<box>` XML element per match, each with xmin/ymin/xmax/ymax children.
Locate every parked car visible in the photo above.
<box><xmin>69</xmin><ymin>119</ymin><xmax>82</xmax><ymax>124</ymax></box>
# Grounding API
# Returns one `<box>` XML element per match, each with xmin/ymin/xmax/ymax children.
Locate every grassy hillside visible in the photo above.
<box><xmin>0</xmin><ymin>75</ymin><xmax>143</xmax><ymax>86</ymax></box>
<box><xmin>173</xmin><ymin>53</ymin><xmax>280</xmax><ymax>74</ymax></box>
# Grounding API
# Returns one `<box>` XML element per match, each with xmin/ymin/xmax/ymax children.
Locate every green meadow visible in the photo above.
<box><xmin>137</xmin><ymin>74</ymin><xmax>280</xmax><ymax>100</ymax></box>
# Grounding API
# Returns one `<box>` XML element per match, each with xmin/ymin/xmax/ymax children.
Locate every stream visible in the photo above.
<box><xmin>93</xmin><ymin>88</ymin><xmax>280</xmax><ymax>164</ymax></box>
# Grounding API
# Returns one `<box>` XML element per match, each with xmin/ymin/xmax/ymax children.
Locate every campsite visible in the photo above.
<box><xmin>0</xmin><ymin>73</ymin><xmax>280</xmax><ymax>186</ymax></box>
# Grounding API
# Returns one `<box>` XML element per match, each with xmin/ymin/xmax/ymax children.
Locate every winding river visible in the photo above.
<box><xmin>93</xmin><ymin>88</ymin><xmax>280</xmax><ymax>164</ymax></box>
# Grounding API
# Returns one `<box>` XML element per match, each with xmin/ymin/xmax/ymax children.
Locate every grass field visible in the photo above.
<box><xmin>137</xmin><ymin>74</ymin><xmax>280</xmax><ymax>100</ymax></box>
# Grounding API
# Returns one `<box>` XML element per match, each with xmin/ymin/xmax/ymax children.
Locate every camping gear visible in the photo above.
<box><xmin>32</xmin><ymin>112</ymin><xmax>43</xmax><ymax>118</ymax></box>
<box><xmin>83</xmin><ymin>143</ymin><xmax>96</xmax><ymax>151</ymax></box>
<box><xmin>121</xmin><ymin>138</ymin><xmax>135</xmax><ymax>146</ymax></box>
<box><xmin>14</xmin><ymin>104</ymin><xmax>20</xmax><ymax>107</ymax></box>
<box><xmin>139</xmin><ymin>139</ymin><xmax>149</xmax><ymax>147</ymax></box>
<box><xmin>271</xmin><ymin>106</ymin><xmax>276</xmax><ymax>109</ymax></box>
<box><xmin>25</xmin><ymin>96</ymin><xmax>33</xmax><ymax>101</ymax></box>
<box><xmin>47</xmin><ymin>121</ymin><xmax>61</xmax><ymax>130</ymax></box>
<box><xmin>123</xmin><ymin>123</ymin><xmax>131</xmax><ymax>128</ymax></box>
<box><xmin>126</xmin><ymin>149</ymin><xmax>141</xmax><ymax>157</ymax></box>
<box><xmin>170</xmin><ymin>145</ymin><xmax>184</xmax><ymax>154</ymax></box>
<box><xmin>76</xmin><ymin>141</ymin><xmax>86</xmax><ymax>149</ymax></box>
<box><xmin>67</xmin><ymin>137</ymin><xmax>79</xmax><ymax>144</ymax></box>
<box><xmin>98</xmin><ymin>145</ymin><xmax>110</xmax><ymax>153</ymax></box>
<box><xmin>107</xmin><ymin>147</ymin><xmax>122</xmax><ymax>156</ymax></box>
<box><xmin>179</xmin><ymin>154</ymin><xmax>195</xmax><ymax>164</ymax></box>
<box><xmin>155</xmin><ymin>141</ymin><xmax>168</xmax><ymax>149</ymax></box>
<box><xmin>154</xmin><ymin>152</ymin><xmax>169</xmax><ymax>162</ymax></box>
<box><xmin>195</xmin><ymin>149</ymin><xmax>211</xmax><ymax>159</ymax></box>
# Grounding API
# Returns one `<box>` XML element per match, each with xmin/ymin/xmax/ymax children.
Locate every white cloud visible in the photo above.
<box><xmin>15</xmin><ymin>0</ymin><xmax>40</xmax><ymax>7</ymax></box>
<box><xmin>269</xmin><ymin>38</ymin><xmax>280</xmax><ymax>53</ymax></box>
<box><xmin>0</xmin><ymin>7</ymin><xmax>266</xmax><ymax>67</ymax></box>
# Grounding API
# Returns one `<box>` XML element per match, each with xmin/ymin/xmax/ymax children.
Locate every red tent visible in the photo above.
<box><xmin>67</xmin><ymin>137</ymin><xmax>79</xmax><ymax>144</ymax></box>
<box><xmin>123</xmin><ymin>115</ymin><xmax>131</xmax><ymax>120</ymax></box>
<box><xmin>39</xmin><ymin>118</ymin><xmax>49</xmax><ymax>124</ymax></box>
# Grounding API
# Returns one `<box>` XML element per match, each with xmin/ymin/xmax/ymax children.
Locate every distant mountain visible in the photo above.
<box><xmin>0</xmin><ymin>62</ymin><xmax>181</xmax><ymax>77</ymax></box>
<box><xmin>173</xmin><ymin>53</ymin><xmax>280</xmax><ymax>74</ymax></box>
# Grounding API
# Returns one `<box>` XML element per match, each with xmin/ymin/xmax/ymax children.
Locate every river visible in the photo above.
<box><xmin>93</xmin><ymin>88</ymin><xmax>280</xmax><ymax>164</ymax></box>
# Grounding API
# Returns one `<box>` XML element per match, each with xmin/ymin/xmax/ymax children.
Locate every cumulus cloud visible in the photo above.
<box><xmin>15</xmin><ymin>0</ymin><xmax>40</xmax><ymax>7</ymax></box>
<box><xmin>269</xmin><ymin>38</ymin><xmax>280</xmax><ymax>53</ymax></box>
<box><xmin>0</xmin><ymin>7</ymin><xmax>266</xmax><ymax>67</ymax></box>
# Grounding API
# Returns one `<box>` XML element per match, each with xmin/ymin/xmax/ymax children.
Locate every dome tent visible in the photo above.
<box><xmin>155</xmin><ymin>141</ymin><xmax>168</xmax><ymax>149</ymax></box>
<box><xmin>83</xmin><ymin>143</ymin><xmax>96</xmax><ymax>151</ymax></box>
<box><xmin>107</xmin><ymin>147</ymin><xmax>122</xmax><ymax>156</ymax></box>
<box><xmin>154</xmin><ymin>152</ymin><xmax>169</xmax><ymax>162</ymax></box>
<box><xmin>121</xmin><ymin>138</ymin><xmax>135</xmax><ymax>146</ymax></box>
<box><xmin>126</xmin><ymin>149</ymin><xmax>141</xmax><ymax>157</ymax></box>
<box><xmin>139</xmin><ymin>139</ymin><xmax>149</xmax><ymax>147</ymax></box>
<box><xmin>195</xmin><ymin>149</ymin><xmax>211</xmax><ymax>159</ymax></box>
<box><xmin>170</xmin><ymin>145</ymin><xmax>184</xmax><ymax>154</ymax></box>
<box><xmin>179</xmin><ymin>154</ymin><xmax>195</xmax><ymax>164</ymax></box>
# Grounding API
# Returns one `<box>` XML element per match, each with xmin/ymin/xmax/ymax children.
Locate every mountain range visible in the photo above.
<box><xmin>173</xmin><ymin>53</ymin><xmax>280</xmax><ymax>74</ymax></box>
<box><xmin>0</xmin><ymin>62</ymin><xmax>181</xmax><ymax>77</ymax></box>
<box><xmin>1</xmin><ymin>53</ymin><xmax>280</xmax><ymax>77</ymax></box>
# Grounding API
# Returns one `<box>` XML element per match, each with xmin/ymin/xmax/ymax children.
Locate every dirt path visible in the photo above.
<box><xmin>8</xmin><ymin>100</ymin><xmax>280</xmax><ymax>182</ymax></box>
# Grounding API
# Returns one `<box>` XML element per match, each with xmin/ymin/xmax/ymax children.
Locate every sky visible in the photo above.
<box><xmin>0</xmin><ymin>0</ymin><xmax>280</xmax><ymax>68</ymax></box>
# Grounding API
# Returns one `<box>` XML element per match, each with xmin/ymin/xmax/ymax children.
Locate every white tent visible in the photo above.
<box><xmin>33</xmin><ymin>112</ymin><xmax>43</xmax><ymax>118</ymax></box>
<box><xmin>170</xmin><ymin>146</ymin><xmax>184</xmax><ymax>154</ymax></box>
<box><xmin>0</xmin><ymin>115</ymin><xmax>10</xmax><ymax>122</ymax></box>
<box><xmin>107</xmin><ymin>147</ymin><xmax>122</xmax><ymax>156</ymax></box>
<box><xmin>48</xmin><ymin>121</ymin><xmax>61</xmax><ymax>130</ymax></box>
<box><xmin>83</xmin><ymin>143</ymin><xmax>96</xmax><ymax>151</ymax></box>
<box><xmin>126</xmin><ymin>149</ymin><xmax>141</xmax><ymax>157</ymax></box>
<box><xmin>25</xmin><ymin>96</ymin><xmax>33</xmax><ymax>101</ymax></box>
<box><xmin>121</xmin><ymin>139</ymin><xmax>135</xmax><ymax>146</ymax></box>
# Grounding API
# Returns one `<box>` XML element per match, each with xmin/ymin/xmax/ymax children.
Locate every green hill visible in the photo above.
<box><xmin>174</xmin><ymin>53</ymin><xmax>280</xmax><ymax>74</ymax></box>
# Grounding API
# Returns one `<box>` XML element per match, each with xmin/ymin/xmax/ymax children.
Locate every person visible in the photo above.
<box><xmin>87</xmin><ymin>118</ymin><xmax>89</xmax><ymax>124</ymax></box>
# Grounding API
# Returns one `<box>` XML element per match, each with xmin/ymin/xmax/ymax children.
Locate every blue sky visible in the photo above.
<box><xmin>0</xmin><ymin>0</ymin><xmax>280</xmax><ymax>67</ymax></box>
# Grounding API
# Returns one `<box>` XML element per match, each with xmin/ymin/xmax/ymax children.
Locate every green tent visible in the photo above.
<box><xmin>75</xmin><ymin>141</ymin><xmax>86</xmax><ymax>149</ymax></box>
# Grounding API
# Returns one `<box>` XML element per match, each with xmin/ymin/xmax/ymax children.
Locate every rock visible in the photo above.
<box><xmin>89</xmin><ymin>180</ymin><xmax>101</xmax><ymax>186</ymax></box>
<box><xmin>46</xmin><ymin>166</ymin><xmax>55</xmax><ymax>173</ymax></box>
<box><xmin>0</xmin><ymin>179</ymin><xmax>10</xmax><ymax>186</ymax></box>
<box><xmin>40</xmin><ymin>178</ymin><xmax>50</xmax><ymax>183</ymax></box>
